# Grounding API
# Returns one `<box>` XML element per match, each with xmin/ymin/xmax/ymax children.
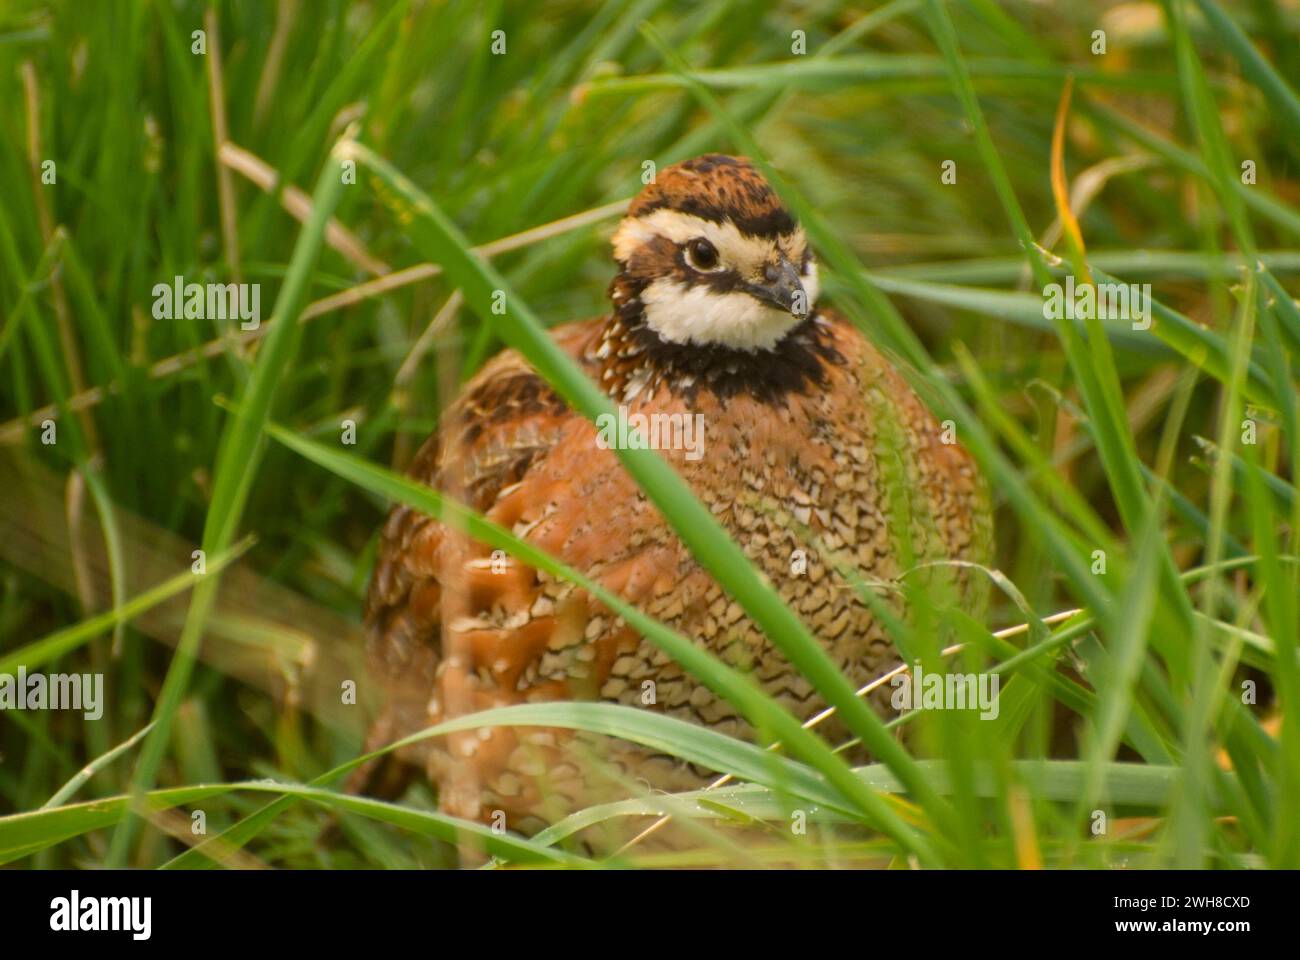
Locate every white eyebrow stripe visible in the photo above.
<box><xmin>612</xmin><ymin>209</ymin><xmax>805</xmax><ymax>271</ymax></box>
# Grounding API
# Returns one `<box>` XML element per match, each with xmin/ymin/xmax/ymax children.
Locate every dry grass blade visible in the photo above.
<box><xmin>220</xmin><ymin>141</ymin><xmax>389</xmax><ymax>276</ymax></box>
<box><xmin>205</xmin><ymin>9</ymin><xmax>241</xmax><ymax>285</ymax></box>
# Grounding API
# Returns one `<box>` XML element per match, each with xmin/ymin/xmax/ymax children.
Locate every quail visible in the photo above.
<box><xmin>360</xmin><ymin>154</ymin><xmax>991</xmax><ymax>829</ymax></box>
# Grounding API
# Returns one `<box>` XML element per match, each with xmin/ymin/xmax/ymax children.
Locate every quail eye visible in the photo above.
<box><xmin>685</xmin><ymin>237</ymin><xmax>720</xmax><ymax>272</ymax></box>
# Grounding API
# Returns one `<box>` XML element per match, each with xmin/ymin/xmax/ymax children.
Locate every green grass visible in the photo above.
<box><xmin>0</xmin><ymin>0</ymin><xmax>1297</xmax><ymax>869</ymax></box>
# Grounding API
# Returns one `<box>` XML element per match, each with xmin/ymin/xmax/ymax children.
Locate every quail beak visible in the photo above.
<box><xmin>749</xmin><ymin>255</ymin><xmax>807</xmax><ymax>316</ymax></box>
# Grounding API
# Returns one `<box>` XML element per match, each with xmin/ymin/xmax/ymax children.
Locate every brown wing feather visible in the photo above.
<box><xmin>357</xmin><ymin>320</ymin><xmax>601</xmax><ymax>806</ymax></box>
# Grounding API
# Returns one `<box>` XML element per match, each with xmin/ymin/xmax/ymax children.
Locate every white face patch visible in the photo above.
<box><xmin>639</xmin><ymin>279</ymin><xmax>798</xmax><ymax>351</ymax></box>
<box><xmin>613</xmin><ymin>209</ymin><xmax>818</xmax><ymax>351</ymax></box>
